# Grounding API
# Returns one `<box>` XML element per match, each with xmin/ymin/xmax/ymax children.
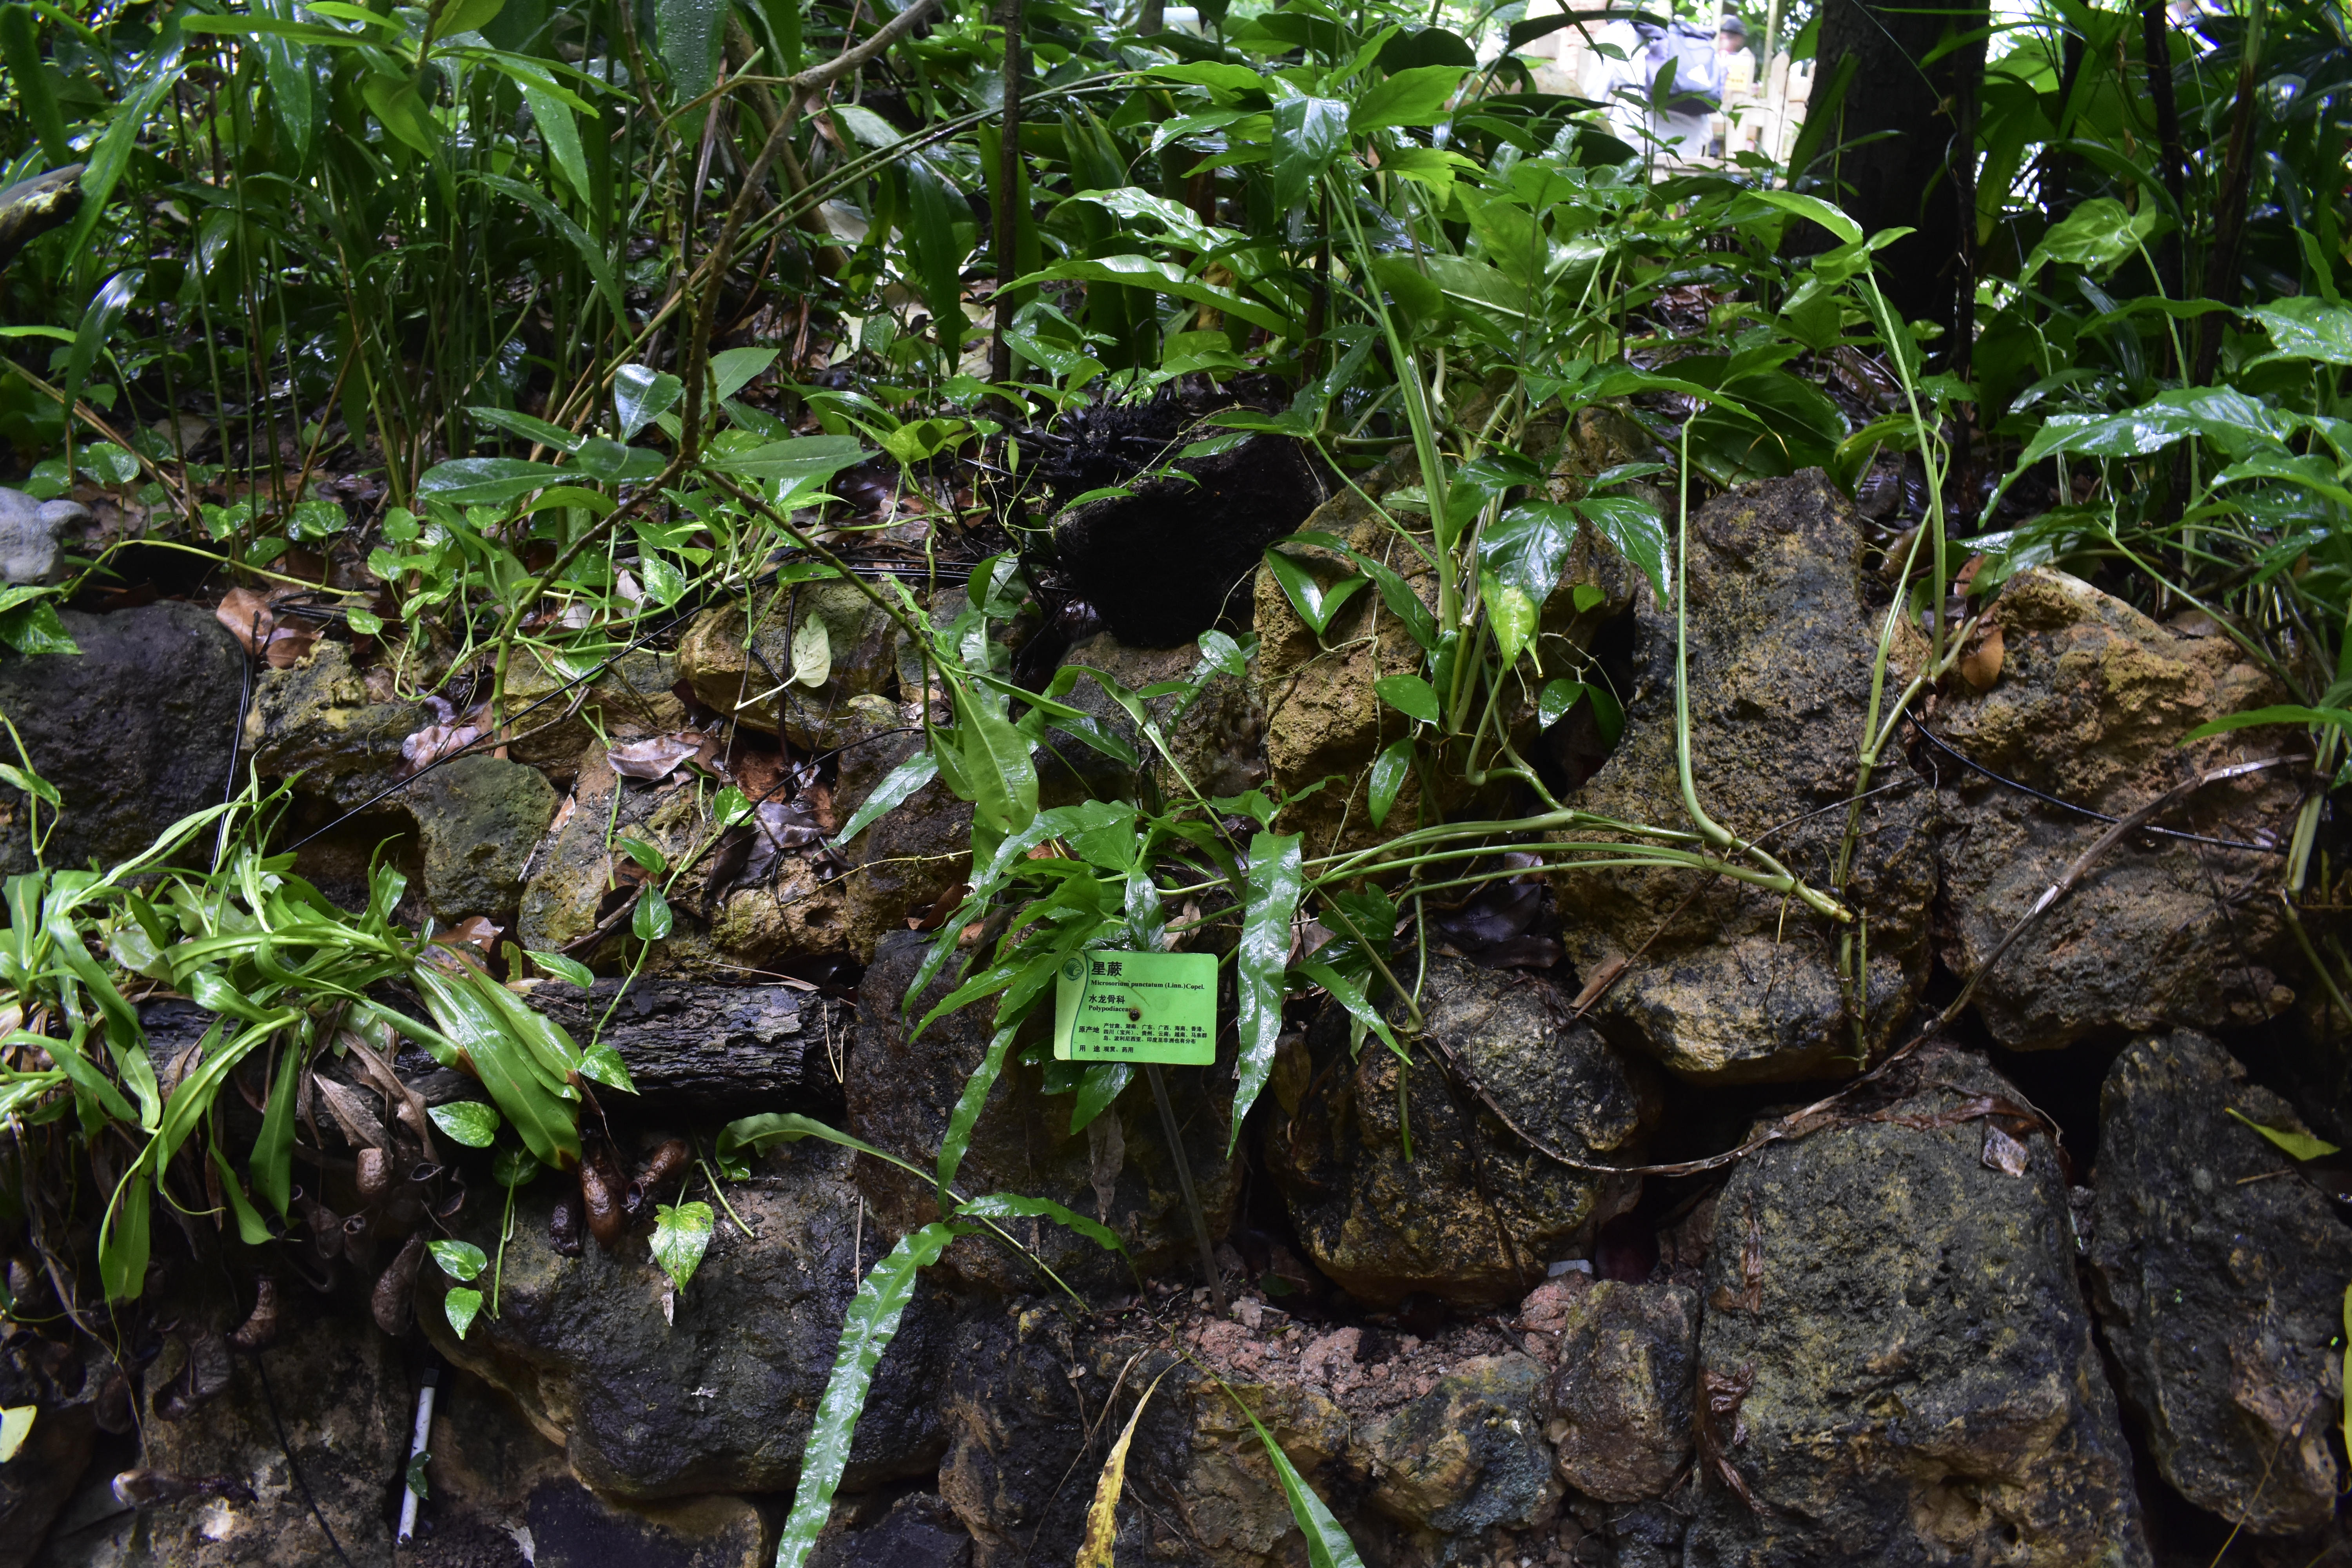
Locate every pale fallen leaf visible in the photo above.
<box><xmin>608</xmin><ymin>731</ymin><xmax>703</xmax><ymax>780</ymax></box>
<box><xmin>401</xmin><ymin>696</ymin><xmax>484</xmax><ymax>773</ymax></box>
<box><xmin>789</xmin><ymin>614</ymin><xmax>831</xmax><ymax>689</ymax></box>
<box><xmin>0</xmin><ymin>1406</ymin><xmax>32</xmax><ymax>1462</ymax></box>
<box><xmin>1982</xmin><ymin>1122</ymin><xmax>2031</xmax><ymax>1176</ymax></box>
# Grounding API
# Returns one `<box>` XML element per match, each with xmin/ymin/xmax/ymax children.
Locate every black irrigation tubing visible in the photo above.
<box><xmin>1904</xmin><ymin>711</ymin><xmax>2285</xmax><ymax>855</ymax></box>
<box><xmin>279</xmin><ymin>547</ymin><xmax>975</xmax><ymax>857</ymax></box>
<box><xmin>252</xmin><ymin>1350</ymin><xmax>358</xmax><ymax>1568</ymax></box>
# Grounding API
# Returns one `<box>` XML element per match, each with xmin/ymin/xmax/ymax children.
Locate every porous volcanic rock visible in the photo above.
<box><xmin>1039</xmin><ymin>633</ymin><xmax>1267</xmax><ymax>809</ymax></box>
<box><xmin>241</xmin><ymin>639</ymin><xmax>425</xmax><ymax>809</ymax></box>
<box><xmin>1054</xmin><ymin>434</ymin><xmax>1327</xmax><ymax>648</ymax></box>
<box><xmin>0</xmin><ymin>601</ymin><xmax>244</xmax><ymax>874</ymax></box>
<box><xmin>846</xmin><ymin>930</ymin><xmax>1241</xmax><ymax>1297</ymax></box>
<box><xmin>1267</xmin><ymin>956</ymin><xmax>1655</xmax><ymax>1308</ymax></box>
<box><xmin>1684</xmin><ymin>1042</ymin><xmax>2151</xmax><ymax>1566</ymax></box>
<box><xmin>2088</xmin><ymin>1030</ymin><xmax>2352</xmax><ymax>1537</ymax></box>
<box><xmin>1548</xmin><ymin>469</ymin><xmax>1939</xmax><ymax>1083</ymax></box>
<box><xmin>1932</xmin><ymin>568</ymin><xmax>2301</xmax><ymax>1048</ymax></box>
<box><xmin>833</xmin><ymin>727</ymin><xmax>974</xmax><ymax>956</ymax></box>
<box><xmin>1540</xmin><ymin>1275</ymin><xmax>1699</xmax><ymax>1504</ymax></box>
<box><xmin>421</xmin><ymin>1134</ymin><xmax>954</xmax><ymax>1500</ymax></box>
<box><xmin>408</xmin><ymin>752</ymin><xmax>557</xmax><ymax>924</ymax></box>
<box><xmin>104</xmin><ymin>1302</ymin><xmax>409</xmax><ymax>1568</ymax></box>
<box><xmin>1350</xmin><ymin>1352</ymin><xmax>1559</xmax><ymax>1552</ymax></box>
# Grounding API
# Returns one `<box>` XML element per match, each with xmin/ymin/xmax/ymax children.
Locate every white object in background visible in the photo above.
<box><xmin>395</xmin><ymin>1366</ymin><xmax>438</xmax><ymax>1544</ymax></box>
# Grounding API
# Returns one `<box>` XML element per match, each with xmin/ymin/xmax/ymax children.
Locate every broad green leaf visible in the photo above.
<box><xmin>523</xmin><ymin>87</ymin><xmax>591</xmax><ymax>203</ymax></box>
<box><xmin>958</xmin><ymin>687</ymin><xmax>1039</xmax><ymax>837</ymax></box>
<box><xmin>1007</xmin><ymin>257</ymin><xmax>1289</xmax><ymax>337</ymax></box>
<box><xmin>1069</xmin><ymin>1060</ymin><xmax>1132</xmax><ymax>1136</ymax></box>
<box><xmin>615</xmin><ymin>364</ymin><xmax>684</xmax><ymax>440</ymax></box>
<box><xmin>63</xmin><ymin>270</ymin><xmax>140</xmax><ymax>415</ymax></box>
<box><xmin>702</xmin><ymin>434</ymin><xmax>864</xmax><ymax>484</ymax></box>
<box><xmin>0</xmin><ymin>763</ymin><xmax>58</xmax><ymax>808</ymax></box>
<box><xmin>1348</xmin><ymin>65</ymin><xmax>1466</xmax><ymax>131</ymax></box>
<box><xmin>579</xmin><ymin>1043</ymin><xmax>635</xmax><ymax>1091</ymax></box>
<box><xmin>1483</xmin><ymin>503</ymin><xmax>1579</xmax><ymax>608</ymax></box>
<box><xmin>1489</xmin><ymin>580</ymin><xmax>1538</xmax><ymax>668</ymax></box>
<box><xmin>2226</xmin><ymin>1107</ymin><xmax>2342</xmax><ymax>1161</ymax></box>
<box><xmin>1273</xmin><ymin>96</ymin><xmax>1349</xmax><ymax>215</ymax></box>
<box><xmin>1579</xmin><ymin>495</ymin><xmax>1670</xmax><ymax>603</ymax></box>
<box><xmin>430</xmin><ymin>1239</ymin><xmax>490</xmax><ymax>1281</ymax></box>
<box><xmin>362</xmin><ymin>71</ymin><xmax>440</xmax><ymax>156</ymax></box>
<box><xmin>64</xmin><ymin>33</ymin><xmax>187</xmax><ymax>263</ymax></box>
<box><xmin>428</xmin><ymin>1100</ymin><xmax>500</xmax><ymax>1147</ymax></box>
<box><xmin>412</xmin><ymin>966</ymin><xmax>580</xmax><ymax>1169</ymax></box>
<box><xmin>0</xmin><ymin>5</ymin><xmax>71</xmax><ymax>165</ymax></box>
<box><xmin>1264</xmin><ymin>549</ymin><xmax>1369</xmax><ymax>636</ymax></box>
<box><xmin>1539</xmin><ymin>680</ymin><xmax>1588</xmax><ymax>729</ymax></box>
<box><xmin>430</xmin><ymin>0</ymin><xmax>506</xmax><ymax>43</ymax></box>
<box><xmin>416</xmin><ymin>458</ymin><xmax>567</xmax><ymax>506</ymax></box>
<box><xmin>655</xmin><ymin>0</ymin><xmax>725</xmax><ymax>100</ymax></box>
<box><xmin>492</xmin><ymin>1148</ymin><xmax>541</xmax><ymax>1187</ymax></box>
<box><xmin>1297</xmin><ymin>956</ymin><xmax>1401</xmax><ymax>1058</ymax></box>
<box><xmin>652</xmin><ymin>1201</ymin><xmax>714</xmax><ymax>1292</ymax></box>
<box><xmin>444</xmin><ymin>1285</ymin><xmax>483</xmax><ymax>1338</ymax></box>
<box><xmin>97</xmin><ymin>1169</ymin><xmax>148</xmax><ymax>1302</ymax></box>
<box><xmin>2023</xmin><ymin>196</ymin><xmax>2161</xmax><ymax>282</ymax></box>
<box><xmin>1368</xmin><ymin>739</ymin><xmax>1412</xmax><ymax>829</ymax></box>
<box><xmin>1740</xmin><ymin>189</ymin><xmax>1862</xmax><ymax>247</ymax></box>
<box><xmin>1197</xmin><ymin>629</ymin><xmax>1249</xmax><ymax>681</ymax></box>
<box><xmin>2250</xmin><ymin>297</ymin><xmax>2352</xmax><ymax>366</ymax></box>
<box><xmin>615</xmin><ymin>835</ymin><xmax>668</xmax><ymax>875</ymax></box>
<box><xmin>210</xmin><ymin>1142</ymin><xmax>274</xmax><ymax>1245</ymax></box>
<box><xmin>529</xmin><ymin>949</ymin><xmax>596</xmax><ymax>988</ymax></box>
<box><xmin>1232</xmin><ymin>833</ymin><xmax>1303</xmax><ymax>1153</ymax></box>
<box><xmin>773</xmin><ymin>1223</ymin><xmax>967</xmax><ymax>1568</ymax></box>
<box><xmin>1372</xmin><ymin>675</ymin><xmax>1440</xmax><ymax>726</ymax></box>
<box><xmin>635</xmin><ymin>885</ymin><xmax>674</xmax><ymax>941</ymax></box>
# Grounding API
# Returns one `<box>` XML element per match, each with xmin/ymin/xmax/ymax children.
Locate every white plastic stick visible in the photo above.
<box><xmin>396</xmin><ymin>1367</ymin><xmax>437</xmax><ymax>1544</ymax></box>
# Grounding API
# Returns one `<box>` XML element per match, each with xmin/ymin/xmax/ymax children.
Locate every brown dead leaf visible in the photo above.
<box><xmin>312</xmin><ymin>1074</ymin><xmax>388</xmax><ymax>1152</ymax></box>
<box><xmin>607</xmin><ymin>731</ymin><xmax>702</xmax><ymax>780</ymax></box>
<box><xmin>1957</xmin><ymin>622</ymin><xmax>2004</xmax><ymax>692</ymax></box>
<box><xmin>433</xmin><ymin>916</ymin><xmax>503</xmax><ymax>956</ymax></box>
<box><xmin>906</xmin><ymin>882</ymin><xmax>971</xmax><ymax>933</ymax></box>
<box><xmin>262</xmin><ymin>624</ymin><xmax>317</xmax><ymax>668</ymax></box>
<box><xmin>1570</xmin><ymin>953</ymin><xmax>1628</xmax><ymax>1015</ymax></box>
<box><xmin>1709</xmin><ymin>1198</ymin><xmax>1765</xmax><ymax>1313</ymax></box>
<box><xmin>215</xmin><ymin>588</ymin><xmax>274</xmax><ymax>654</ymax></box>
<box><xmin>1695</xmin><ymin>1363</ymin><xmax>1760</xmax><ymax>1511</ymax></box>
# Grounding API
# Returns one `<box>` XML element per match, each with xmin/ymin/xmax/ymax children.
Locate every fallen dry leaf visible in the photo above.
<box><xmin>608</xmin><ymin>731</ymin><xmax>703</xmax><ymax>780</ymax></box>
<box><xmin>434</xmin><ymin>915</ymin><xmax>503</xmax><ymax>955</ymax></box>
<box><xmin>215</xmin><ymin>588</ymin><xmax>274</xmax><ymax>654</ymax></box>
<box><xmin>262</xmin><ymin>624</ymin><xmax>317</xmax><ymax>668</ymax></box>
<box><xmin>1957</xmin><ymin>622</ymin><xmax>2004</xmax><ymax>692</ymax></box>
<box><xmin>401</xmin><ymin>697</ymin><xmax>485</xmax><ymax>773</ymax></box>
<box><xmin>1982</xmin><ymin>1122</ymin><xmax>2031</xmax><ymax>1176</ymax></box>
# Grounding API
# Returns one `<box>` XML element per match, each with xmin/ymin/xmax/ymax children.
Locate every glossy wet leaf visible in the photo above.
<box><xmin>834</xmin><ymin>750</ymin><xmax>938</xmax><ymax>844</ymax></box>
<box><xmin>773</xmin><ymin>1223</ymin><xmax>966</xmax><ymax>1568</ymax></box>
<box><xmin>1223</xmin><ymin>1387</ymin><xmax>1365</xmax><ymax>1567</ymax></box>
<box><xmin>1272</xmin><ymin>96</ymin><xmax>1348</xmax><ymax>214</ymax></box>
<box><xmin>936</xmin><ymin>1024</ymin><xmax>1016</xmax><ymax>1208</ymax></box>
<box><xmin>1578</xmin><ymin>495</ymin><xmax>1670</xmax><ymax>604</ymax></box>
<box><xmin>428</xmin><ymin>1100</ymin><xmax>500</xmax><ymax>1148</ymax></box>
<box><xmin>955</xmin><ymin>1191</ymin><xmax>1127</xmax><ymax>1256</ymax></box>
<box><xmin>1349</xmin><ymin>65</ymin><xmax>1467</xmax><ymax>131</ymax></box>
<box><xmin>443</xmin><ymin>1286</ymin><xmax>483</xmax><ymax>1339</ymax></box>
<box><xmin>1539</xmin><ymin>680</ymin><xmax>1588</xmax><ymax>729</ymax></box>
<box><xmin>1368</xmin><ymin>739</ymin><xmax>1412</xmax><ymax>829</ymax></box>
<box><xmin>1008</xmin><ymin>256</ymin><xmax>1288</xmax><ymax>336</ymax></box>
<box><xmin>651</xmin><ymin>1201</ymin><xmax>714</xmax><ymax>1292</ymax></box>
<box><xmin>1232</xmin><ymin>832</ymin><xmax>1303</xmax><ymax>1153</ymax></box>
<box><xmin>416</xmin><ymin>458</ymin><xmax>567</xmax><ymax>506</ymax></box>
<box><xmin>1372</xmin><ymin>675</ymin><xmax>1440</xmax><ymax>726</ymax></box>
<box><xmin>614</xmin><ymin>364</ymin><xmax>684</xmax><ymax>441</ymax></box>
<box><xmin>529</xmin><ymin>950</ymin><xmax>595</xmax><ymax>988</ymax></box>
<box><xmin>429</xmin><ymin>1239</ymin><xmax>489</xmax><ymax>1281</ymax></box>
<box><xmin>634</xmin><ymin>885</ymin><xmax>673</xmax><ymax>942</ymax></box>
<box><xmin>1264</xmin><ymin>549</ymin><xmax>1370</xmax><ymax>637</ymax></box>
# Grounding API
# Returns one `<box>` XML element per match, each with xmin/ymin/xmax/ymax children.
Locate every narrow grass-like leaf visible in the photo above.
<box><xmin>1232</xmin><ymin>832</ymin><xmax>1302</xmax><ymax>1152</ymax></box>
<box><xmin>834</xmin><ymin>750</ymin><xmax>938</xmax><ymax>846</ymax></box>
<box><xmin>955</xmin><ymin>1191</ymin><xmax>1129</xmax><ymax>1256</ymax></box>
<box><xmin>1223</xmin><ymin>1390</ymin><xmax>1365</xmax><ymax>1568</ymax></box>
<box><xmin>773</xmin><ymin>1223</ymin><xmax>965</xmax><ymax>1568</ymax></box>
<box><xmin>2226</xmin><ymin>1107</ymin><xmax>2342</xmax><ymax>1161</ymax></box>
<box><xmin>936</xmin><ymin>1024</ymin><xmax>1016</xmax><ymax>1212</ymax></box>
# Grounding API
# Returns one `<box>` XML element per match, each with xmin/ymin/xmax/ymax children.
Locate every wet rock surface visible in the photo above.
<box><xmin>846</xmin><ymin>929</ymin><xmax>1242</xmax><ymax>1296</ymax></box>
<box><xmin>422</xmin><ymin>1135</ymin><xmax>954</xmax><ymax>1500</ymax></box>
<box><xmin>1040</xmin><ymin>633</ymin><xmax>1267</xmax><ymax>809</ymax></box>
<box><xmin>0</xmin><ymin>602</ymin><xmax>244</xmax><ymax>874</ymax></box>
<box><xmin>2089</xmin><ymin>1030</ymin><xmax>2352</xmax><ymax>1537</ymax></box>
<box><xmin>1268</xmin><ymin>956</ymin><xmax>1655</xmax><ymax>1307</ymax></box>
<box><xmin>409</xmin><ymin>753</ymin><xmax>557</xmax><ymax>924</ymax></box>
<box><xmin>1550</xmin><ymin>470</ymin><xmax>1939</xmax><ymax>1083</ymax></box>
<box><xmin>1685</xmin><ymin>1042</ymin><xmax>2150</xmax><ymax>1567</ymax></box>
<box><xmin>1933</xmin><ymin>569</ymin><xmax>2301</xmax><ymax>1048</ymax></box>
<box><xmin>1535</xmin><ymin>1275</ymin><xmax>1699</xmax><ymax>1504</ymax></box>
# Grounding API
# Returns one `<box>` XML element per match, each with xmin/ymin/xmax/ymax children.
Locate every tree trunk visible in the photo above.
<box><xmin>1806</xmin><ymin>0</ymin><xmax>1989</xmax><ymax>343</ymax></box>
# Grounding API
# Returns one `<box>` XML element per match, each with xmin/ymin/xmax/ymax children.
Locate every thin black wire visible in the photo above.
<box><xmin>251</xmin><ymin>1349</ymin><xmax>358</xmax><ymax>1568</ymax></box>
<box><xmin>1904</xmin><ymin>711</ymin><xmax>2284</xmax><ymax>854</ymax></box>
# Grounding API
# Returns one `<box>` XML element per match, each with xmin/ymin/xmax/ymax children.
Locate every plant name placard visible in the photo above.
<box><xmin>1052</xmin><ymin>951</ymin><xmax>1218</xmax><ymax>1064</ymax></box>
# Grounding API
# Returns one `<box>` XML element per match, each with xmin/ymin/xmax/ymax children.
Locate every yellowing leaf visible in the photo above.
<box><xmin>1077</xmin><ymin>1370</ymin><xmax>1169</xmax><ymax>1567</ymax></box>
<box><xmin>2227</xmin><ymin>1107</ymin><xmax>2342</xmax><ymax>1161</ymax></box>
<box><xmin>0</xmin><ymin>1405</ymin><xmax>33</xmax><ymax>1463</ymax></box>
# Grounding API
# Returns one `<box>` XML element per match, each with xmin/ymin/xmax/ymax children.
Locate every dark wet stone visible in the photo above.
<box><xmin>2088</xmin><ymin>1030</ymin><xmax>2352</xmax><ymax>1537</ymax></box>
<box><xmin>0</xmin><ymin>602</ymin><xmax>244</xmax><ymax>875</ymax></box>
<box><xmin>1686</xmin><ymin>1042</ymin><xmax>2151</xmax><ymax>1567</ymax></box>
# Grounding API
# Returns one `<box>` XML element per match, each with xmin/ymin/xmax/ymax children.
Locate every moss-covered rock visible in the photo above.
<box><xmin>242</xmin><ymin>639</ymin><xmax>425</xmax><ymax>809</ymax></box>
<box><xmin>409</xmin><ymin>752</ymin><xmax>557</xmax><ymax>924</ymax></box>
<box><xmin>1687</xmin><ymin>1042</ymin><xmax>2150</xmax><ymax>1566</ymax></box>
<box><xmin>1933</xmin><ymin>568</ymin><xmax>2299</xmax><ymax>1047</ymax></box>
<box><xmin>673</xmin><ymin>583</ymin><xmax>900</xmax><ymax>748</ymax></box>
<box><xmin>1268</xmin><ymin>956</ymin><xmax>1655</xmax><ymax>1308</ymax></box>
<box><xmin>1548</xmin><ymin>470</ymin><xmax>1938</xmax><ymax>1083</ymax></box>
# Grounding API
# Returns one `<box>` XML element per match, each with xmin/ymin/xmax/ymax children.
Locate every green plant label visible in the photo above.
<box><xmin>1053</xmin><ymin>951</ymin><xmax>1217</xmax><ymax>1065</ymax></box>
